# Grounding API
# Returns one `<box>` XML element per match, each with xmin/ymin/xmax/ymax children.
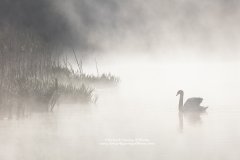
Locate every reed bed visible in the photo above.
<box><xmin>0</xmin><ymin>28</ymin><xmax>96</xmax><ymax>113</ymax></box>
<box><xmin>51</xmin><ymin>61</ymin><xmax>120</xmax><ymax>86</ymax></box>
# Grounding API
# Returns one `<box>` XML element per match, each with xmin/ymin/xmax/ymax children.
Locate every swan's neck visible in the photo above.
<box><xmin>179</xmin><ymin>93</ymin><xmax>184</xmax><ymax>111</ymax></box>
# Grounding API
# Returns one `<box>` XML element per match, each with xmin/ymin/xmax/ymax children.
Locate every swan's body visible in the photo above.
<box><xmin>177</xmin><ymin>90</ymin><xmax>208</xmax><ymax>112</ymax></box>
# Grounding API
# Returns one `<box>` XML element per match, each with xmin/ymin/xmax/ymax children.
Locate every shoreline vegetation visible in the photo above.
<box><xmin>0</xmin><ymin>27</ymin><xmax>119</xmax><ymax>119</ymax></box>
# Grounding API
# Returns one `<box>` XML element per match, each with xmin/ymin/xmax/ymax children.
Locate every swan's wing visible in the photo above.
<box><xmin>184</xmin><ymin>97</ymin><xmax>203</xmax><ymax>107</ymax></box>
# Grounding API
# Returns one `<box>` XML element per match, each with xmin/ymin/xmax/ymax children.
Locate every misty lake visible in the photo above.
<box><xmin>0</xmin><ymin>57</ymin><xmax>240</xmax><ymax>160</ymax></box>
<box><xmin>1</xmin><ymin>0</ymin><xmax>240</xmax><ymax>159</ymax></box>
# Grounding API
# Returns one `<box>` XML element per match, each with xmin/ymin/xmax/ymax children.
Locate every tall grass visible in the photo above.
<box><xmin>0</xmin><ymin>27</ymin><xmax>95</xmax><ymax>114</ymax></box>
<box><xmin>51</xmin><ymin>57</ymin><xmax>120</xmax><ymax>86</ymax></box>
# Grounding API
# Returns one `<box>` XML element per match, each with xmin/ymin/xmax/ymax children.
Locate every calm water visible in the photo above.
<box><xmin>0</xmin><ymin>58</ymin><xmax>240</xmax><ymax>160</ymax></box>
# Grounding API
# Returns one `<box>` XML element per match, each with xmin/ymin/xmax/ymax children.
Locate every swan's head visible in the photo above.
<box><xmin>176</xmin><ymin>90</ymin><xmax>184</xmax><ymax>96</ymax></box>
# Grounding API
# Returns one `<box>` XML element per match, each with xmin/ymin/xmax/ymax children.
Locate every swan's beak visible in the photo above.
<box><xmin>176</xmin><ymin>92</ymin><xmax>179</xmax><ymax>96</ymax></box>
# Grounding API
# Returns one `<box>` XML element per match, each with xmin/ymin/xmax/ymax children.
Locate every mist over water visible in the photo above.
<box><xmin>1</xmin><ymin>0</ymin><xmax>240</xmax><ymax>159</ymax></box>
<box><xmin>1</xmin><ymin>53</ymin><xmax>240</xmax><ymax>160</ymax></box>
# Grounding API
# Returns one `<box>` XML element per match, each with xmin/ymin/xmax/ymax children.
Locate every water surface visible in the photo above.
<box><xmin>0</xmin><ymin>58</ymin><xmax>240</xmax><ymax>160</ymax></box>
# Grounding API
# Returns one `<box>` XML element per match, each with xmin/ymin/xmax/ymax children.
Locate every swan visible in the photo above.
<box><xmin>176</xmin><ymin>90</ymin><xmax>208</xmax><ymax>112</ymax></box>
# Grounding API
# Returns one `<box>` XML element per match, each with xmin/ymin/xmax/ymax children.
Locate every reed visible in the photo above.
<box><xmin>51</xmin><ymin>60</ymin><xmax>120</xmax><ymax>86</ymax></box>
<box><xmin>0</xmin><ymin>27</ymin><xmax>96</xmax><ymax>112</ymax></box>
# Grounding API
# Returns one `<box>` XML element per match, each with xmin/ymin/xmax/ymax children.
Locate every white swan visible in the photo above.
<box><xmin>176</xmin><ymin>90</ymin><xmax>208</xmax><ymax>112</ymax></box>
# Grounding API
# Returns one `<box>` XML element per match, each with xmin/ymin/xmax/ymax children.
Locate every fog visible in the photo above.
<box><xmin>1</xmin><ymin>0</ymin><xmax>240</xmax><ymax>159</ymax></box>
<box><xmin>53</xmin><ymin>0</ymin><xmax>240</xmax><ymax>56</ymax></box>
<box><xmin>1</xmin><ymin>53</ymin><xmax>240</xmax><ymax>159</ymax></box>
<box><xmin>1</xmin><ymin>0</ymin><xmax>240</xmax><ymax>55</ymax></box>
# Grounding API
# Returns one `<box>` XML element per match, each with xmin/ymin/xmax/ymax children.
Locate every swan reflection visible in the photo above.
<box><xmin>177</xmin><ymin>90</ymin><xmax>208</xmax><ymax>132</ymax></box>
